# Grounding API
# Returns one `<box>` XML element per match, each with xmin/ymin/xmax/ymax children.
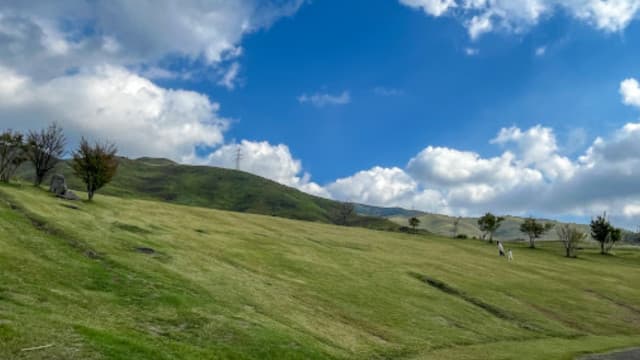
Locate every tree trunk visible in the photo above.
<box><xmin>34</xmin><ymin>174</ymin><xmax>44</xmax><ymax>186</ymax></box>
<box><xmin>88</xmin><ymin>189</ymin><xmax>94</xmax><ymax>201</ymax></box>
<box><xmin>600</xmin><ymin>242</ymin><xmax>605</xmax><ymax>255</ymax></box>
<box><xmin>529</xmin><ymin>235</ymin><xmax>536</xmax><ymax>249</ymax></box>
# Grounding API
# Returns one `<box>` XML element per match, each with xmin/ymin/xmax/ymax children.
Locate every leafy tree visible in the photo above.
<box><xmin>519</xmin><ymin>217</ymin><xmax>554</xmax><ymax>249</ymax></box>
<box><xmin>477</xmin><ymin>212</ymin><xmax>504</xmax><ymax>243</ymax></box>
<box><xmin>27</xmin><ymin>123</ymin><xmax>66</xmax><ymax>186</ymax></box>
<box><xmin>590</xmin><ymin>213</ymin><xmax>620</xmax><ymax>255</ymax></box>
<box><xmin>336</xmin><ymin>202</ymin><xmax>355</xmax><ymax>225</ymax></box>
<box><xmin>409</xmin><ymin>217</ymin><xmax>420</xmax><ymax>233</ymax></box>
<box><xmin>556</xmin><ymin>224</ymin><xmax>586</xmax><ymax>258</ymax></box>
<box><xmin>606</xmin><ymin>227</ymin><xmax>622</xmax><ymax>254</ymax></box>
<box><xmin>71</xmin><ymin>138</ymin><xmax>118</xmax><ymax>201</ymax></box>
<box><xmin>0</xmin><ymin>130</ymin><xmax>27</xmax><ymax>183</ymax></box>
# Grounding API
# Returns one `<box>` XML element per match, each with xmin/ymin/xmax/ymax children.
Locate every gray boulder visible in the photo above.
<box><xmin>49</xmin><ymin>174</ymin><xmax>79</xmax><ymax>200</ymax></box>
<box><xmin>49</xmin><ymin>174</ymin><xmax>67</xmax><ymax>196</ymax></box>
<box><xmin>62</xmin><ymin>190</ymin><xmax>80</xmax><ymax>201</ymax></box>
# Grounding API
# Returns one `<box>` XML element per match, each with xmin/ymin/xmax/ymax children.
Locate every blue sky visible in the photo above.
<box><xmin>1</xmin><ymin>0</ymin><xmax>640</xmax><ymax>227</ymax></box>
<box><xmin>168</xmin><ymin>0</ymin><xmax>640</xmax><ymax>182</ymax></box>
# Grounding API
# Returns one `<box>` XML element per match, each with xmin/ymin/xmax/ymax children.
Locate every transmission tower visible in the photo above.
<box><xmin>235</xmin><ymin>147</ymin><xmax>243</xmax><ymax>170</ymax></box>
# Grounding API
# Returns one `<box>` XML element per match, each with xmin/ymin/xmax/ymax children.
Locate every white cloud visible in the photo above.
<box><xmin>218</xmin><ymin>62</ymin><xmax>241</xmax><ymax>90</ymax></box>
<box><xmin>491</xmin><ymin>125</ymin><xmax>575</xmax><ymax>180</ymax></box>
<box><xmin>0</xmin><ymin>65</ymin><xmax>228</xmax><ymax>162</ymax></box>
<box><xmin>465</xmin><ymin>47</ymin><xmax>480</xmax><ymax>56</ymax></box>
<box><xmin>467</xmin><ymin>13</ymin><xmax>494</xmax><ymax>39</ymax></box>
<box><xmin>297</xmin><ymin>91</ymin><xmax>351</xmax><ymax>107</ymax></box>
<box><xmin>0</xmin><ymin>1</ymin><xmax>303</xmax><ymax>81</ymax></box>
<box><xmin>327</xmin><ymin>167</ymin><xmax>418</xmax><ymax>206</ymax></box>
<box><xmin>398</xmin><ymin>0</ymin><xmax>640</xmax><ymax>39</ymax></box>
<box><xmin>321</xmin><ymin>119</ymin><xmax>640</xmax><ymax>228</ymax></box>
<box><xmin>620</xmin><ymin>78</ymin><xmax>640</xmax><ymax>107</ymax></box>
<box><xmin>535</xmin><ymin>46</ymin><xmax>547</xmax><ymax>56</ymax></box>
<box><xmin>400</xmin><ymin>0</ymin><xmax>458</xmax><ymax>16</ymax></box>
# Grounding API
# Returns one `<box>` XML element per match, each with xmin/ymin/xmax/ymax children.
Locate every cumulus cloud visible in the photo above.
<box><xmin>297</xmin><ymin>91</ymin><xmax>351</xmax><ymax>107</ymax></box>
<box><xmin>399</xmin><ymin>0</ymin><xmax>640</xmax><ymax>39</ymax></box>
<box><xmin>321</xmin><ymin>120</ymin><xmax>640</xmax><ymax>228</ymax></box>
<box><xmin>0</xmin><ymin>65</ymin><xmax>228</xmax><ymax>162</ymax></box>
<box><xmin>0</xmin><ymin>0</ymin><xmax>311</xmax><ymax>176</ymax></box>
<box><xmin>0</xmin><ymin>1</ymin><xmax>302</xmax><ymax>82</ymax></box>
<box><xmin>620</xmin><ymin>78</ymin><xmax>640</xmax><ymax>107</ymax></box>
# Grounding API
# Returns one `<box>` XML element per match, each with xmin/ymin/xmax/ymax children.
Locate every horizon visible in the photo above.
<box><xmin>1</xmin><ymin>0</ymin><xmax>640</xmax><ymax>228</ymax></box>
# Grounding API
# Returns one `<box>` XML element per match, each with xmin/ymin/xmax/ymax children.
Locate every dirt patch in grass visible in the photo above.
<box><xmin>60</xmin><ymin>203</ymin><xmax>81</xmax><ymax>210</ymax></box>
<box><xmin>585</xmin><ymin>290</ymin><xmax>640</xmax><ymax>316</ymax></box>
<box><xmin>1</xmin><ymin>192</ymin><xmax>103</xmax><ymax>260</ymax></box>
<box><xmin>135</xmin><ymin>247</ymin><xmax>155</xmax><ymax>254</ymax></box>
<box><xmin>579</xmin><ymin>348</ymin><xmax>640</xmax><ymax>360</ymax></box>
<box><xmin>113</xmin><ymin>222</ymin><xmax>152</xmax><ymax>235</ymax></box>
<box><xmin>409</xmin><ymin>272</ymin><xmax>543</xmax><ymax>333</ymax></box>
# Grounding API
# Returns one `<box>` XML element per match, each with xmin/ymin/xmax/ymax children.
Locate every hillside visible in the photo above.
<box><xmin>388</xmin><ymin>213</ymin><xmax>593</xmax><ymax>241</ymax></box>
<box><xmin>16</xmin><ymin>157</ymin><xmax>398</xmax><ymax>231</ymax></box>
<box><xmin>1</xmin><ymin>184</ymin><xmax>639</xmax><ymax>359</ymax></box>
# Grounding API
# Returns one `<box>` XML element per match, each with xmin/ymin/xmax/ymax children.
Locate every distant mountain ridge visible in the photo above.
<box><xmin>356</xmin><ymin>204</ymin><xmax>597</xmax><ymax>241</ymax></box>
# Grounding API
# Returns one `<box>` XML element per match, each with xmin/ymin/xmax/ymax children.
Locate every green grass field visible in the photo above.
<box><xmin>1</xmin><ymin>184</ymin><xmax>639</xmax><ymax>359</ymax></box>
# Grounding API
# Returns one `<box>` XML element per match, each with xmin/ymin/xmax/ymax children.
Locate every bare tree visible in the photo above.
<box><xmin>557</xmin><ymin>224</ymin><xmax>586</xmax><ymax>258</ymax></box>
<box><xmin>0</xmin><ymin>130</ymin><xmax>27</xmax><ymax>183</ymax></box>
<box><xmin>71</xmin><ymin>138</ymin><xmax>118</xmax><ymax>201</ymax></box>
<box><xmin>452</xmin><ymin>216</ymin><xmax>461</xmax><ymax>238</ymax></box>
<box><xmin>27</xmin><ymin>123</ymin><xmax>66</xmax><ymax>186</ymax></box>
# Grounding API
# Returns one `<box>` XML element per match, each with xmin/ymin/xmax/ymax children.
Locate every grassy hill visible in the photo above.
<box><xmin>389</xmin><ymin>213</ymin><xmax>593</xmax><ymax>241</ymax></box>
<box><xmin>1</xmin><ymin>184</ymin><xmax>639</xmax><ymax>359</ymax></box>
<box><xmin>16</xmin><ymin>157</ymin><xmax>398</xmax><ymax>231</ymax></box>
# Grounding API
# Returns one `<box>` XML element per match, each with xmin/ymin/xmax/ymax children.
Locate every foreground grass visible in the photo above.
<box><xmin>0</xmin><ymin>184</ymin><xmax>639</xmax><ymax>359</ymax></box>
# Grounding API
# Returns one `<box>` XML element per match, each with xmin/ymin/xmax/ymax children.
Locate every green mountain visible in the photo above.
<box><xmin>1</xmin><ymin>184</ymin><xmax>639</xmax><ymax>359</ymax></box>
<box><xmin>17</xmin><ymin>157</ymin><xmax>398</xmax><ymax>231</ymax></box>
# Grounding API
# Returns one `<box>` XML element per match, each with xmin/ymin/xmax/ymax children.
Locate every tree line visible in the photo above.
<box><xmin>474</xmin><ymin>211</ymin><xmax>625</xmax><ymax>257</ymax></box>
<box><xmin>0</xmin><ymin>123</ymin><xmax>118</xmax><ymax>201</ymax></box>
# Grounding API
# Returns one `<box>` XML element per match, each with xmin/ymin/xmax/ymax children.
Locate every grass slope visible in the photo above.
<box><xmin>17</xmin><ymin>157</ymin><xmax>397</xmax><ymax>231</ymax></box>
<box><xmin>1</xmin><ymin>184</ymin><xmax>639</xmax><ymax>359</ymax></box>
<box><xmin>389</xmin><ymin>213</ymin><xmax>593</xmax><ymax>241</ymax></box>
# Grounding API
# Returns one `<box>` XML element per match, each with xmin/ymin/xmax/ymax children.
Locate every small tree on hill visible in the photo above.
<box><xmin>27</xmin><ymin>123</ymin><xmax>66</xmax><ymax>186</ymax></box>
<box><xmin>71</xmin><ymin>138</ymin><xmax>118</xmax><ymax>201</ymax></box>
<box><xmin>336</xmin><ymin>202</ymin><xmax>355</xmax><ymax>225</ymax></box>
<box><xmin>0</xmin><ymin>130</ymin><xmax>27</xmax><ymax>183</ymax></box>
<box><xmin>519</xmin><ymin>217</ymin><xmax>554</xmax><ymax>249</ymax></box>
<box><xmin>409</xmin><ymin>217</ymin><xmax>420</xmax><ymax>233</ymax></box>
<box><xmin>477</xmin><ymin>212</ymin><xmax>504</xmax><ymax>243</ymax></box>
<box><xmin>590</xmin><ymin>212</ymin><xmax>620</xmax><ymax>255</ymax></box>
<box><xmin>557</xmin><ymin>224</ymin><xmax>586</xmax><ymax>258</ymax></box>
